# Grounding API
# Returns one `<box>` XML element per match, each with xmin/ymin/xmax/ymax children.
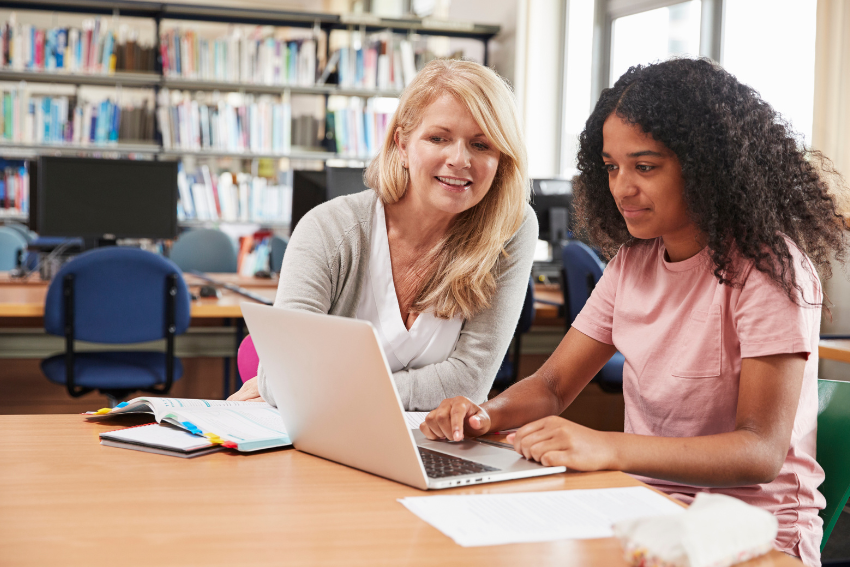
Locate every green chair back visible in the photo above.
<box><xmin>817</xmin><ymin>379</ymin><xmax>850</xmax><ymax>550</ymax></box>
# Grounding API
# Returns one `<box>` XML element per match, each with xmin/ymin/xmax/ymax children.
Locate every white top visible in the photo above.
<box><xmin>355</xmin><ymin>199</ymin><xmax>463</xmax><ymax>372</ymax></box>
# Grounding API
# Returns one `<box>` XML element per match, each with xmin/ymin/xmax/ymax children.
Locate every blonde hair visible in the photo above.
<box><xmin>364</xmin><ymin>59</ymin><xmax>530</xmax><ymax>320</ymax></box>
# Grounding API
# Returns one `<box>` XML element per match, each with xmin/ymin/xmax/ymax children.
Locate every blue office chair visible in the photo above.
<box><xmin>493</xmin><ymin>277</ymin><xmax>536</xmax><ymax>391</ymax></box>
<box><xmin>41</xmin><ymin>247</ymin><xmax>192</xmax><ymax>404</ymax></box>
<box><xmin>270</xmin><ymin>235</ymin><xmax>288</xmax><ymax>273</ymax></box>
<box><xmin>561</xmin><ymin>241</ymin><xmax>625</xmax><ymax>393</ymax></box>
<box><xmin>0</xmin><ymin>226</ymin><xmax>27</xmax><ymax>271</ymax></box>
<box><xmin>170</xmin><ymin>228</ymin><xmax>238</xmax><ymax>273</ymax></box>
<box><xmin>3</xmin><ymin>221</ymin><xmax>34</xmax><ymax>242</ymax></box>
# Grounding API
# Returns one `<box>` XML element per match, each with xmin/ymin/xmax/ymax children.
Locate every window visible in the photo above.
<box><xmin>722</xmin><ymin>0</ymin><xmax>817</xmax><ymax>145</ymax></box>
<box><xmin>610</xmin><ymin>1</ymin><xmax>702</xmax><ymax>84</ymax></box>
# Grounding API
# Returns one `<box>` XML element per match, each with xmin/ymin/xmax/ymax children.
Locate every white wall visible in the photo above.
<box><xmin>514</xmin><ymin>0</ymin><xmax>565</xmax><ymax>178</ymax></box>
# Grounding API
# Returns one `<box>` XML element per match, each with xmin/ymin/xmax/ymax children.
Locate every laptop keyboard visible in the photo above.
<box><xmin>418</xmin><ymin>446</ymin><xmax>500</xmax><ymax>479</ymax></box>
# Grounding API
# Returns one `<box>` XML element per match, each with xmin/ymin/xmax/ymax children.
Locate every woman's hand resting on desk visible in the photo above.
<box><xmin>420</xmin><ymin>396</ymin><xmax>491</xmax><ymax>441</ymax></box>
<box><xmin>227</xmin><ymin>377</ymin><xmax>266</xmax><ymax>403</ymax></box>
<box><xmin>507</xmin><ymin>416</ymin><xmax>616</xmax><ymax>471</ymax></box>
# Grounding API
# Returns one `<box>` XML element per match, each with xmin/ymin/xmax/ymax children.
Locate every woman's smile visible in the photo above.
<box><xmin>435</xmin><ymin>175</ymin><xmax>473</xmax><ymax>192</ymax></box>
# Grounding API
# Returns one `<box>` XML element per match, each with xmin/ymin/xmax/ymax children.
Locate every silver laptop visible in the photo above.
<box><xmin>240</xmin><ymin>303</ymin><xmax>566</xmax><ymax>490</ymax></box>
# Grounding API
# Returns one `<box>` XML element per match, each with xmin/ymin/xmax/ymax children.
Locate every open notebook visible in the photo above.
<box><xmin>86</xmin><ymin>397</ymin><xmax>291</xmax><ymax>452</ymax></box>
<box><xmin>86</xmin><ymin>397</ymin><xmax>430</xmax><ymax>453</ymax></box>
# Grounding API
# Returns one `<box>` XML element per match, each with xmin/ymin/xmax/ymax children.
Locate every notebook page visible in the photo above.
<box><xmin>161</xmin><ymin>405</ymin><xmax>289</xmax><ymax>450</ymax></box>
<box><xmin>99</xmin><ymin>423</ymin><xmax>214</xmax><ymax>451</ymax></box>
<box><xmin>404</xmin><ymin>412</ymin><xmax>428</xmax><ymax>429</ymax></box>
<box><xmin>86</xmin><ymin>397</ymin><xmax>274</xmax><ymax>421</ymax></box>
<box><xmin>399</xmin><ymin>486</ymin><xmax>684</xmax><ymax>547</ymax></box>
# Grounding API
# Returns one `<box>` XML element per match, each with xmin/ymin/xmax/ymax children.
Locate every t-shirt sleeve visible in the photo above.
<box><xmin>734</xmin><ymin>250</ymin><xmax>822</xmax><ymax>359</ymax></box>
<box><xmin>570</xmin><ymin>247</ymin><xmax>625</xmax><ymax>345</ymax></box>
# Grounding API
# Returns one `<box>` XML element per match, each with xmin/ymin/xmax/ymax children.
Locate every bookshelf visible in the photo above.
<box><xmin>0</xmin><ymin>0</ymin><xmax>500</xmax><ymax>229</ymax></box>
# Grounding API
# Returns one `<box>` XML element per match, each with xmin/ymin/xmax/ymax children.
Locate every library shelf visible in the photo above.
<box><xmin>0</xmin><ymin>211</ymin><xmax>27</xmax><ymax>220</ymax></box>
<box><xmin>0</xmin><ymin>72</ymin><xmax>401</xmax><ymax>99</ymax></box>
<box><xmin>159</xmin><ymin>148</ymin><xmax>339</xmax><ymax>161</ymax></box>
<box><xmin>161</xmin><ymin>78</ymin><xmax>401</xmax><ymax>99</ymax></box>
<box><xmin>179</xmin><ymin>219</ymin><xmax>290</xmax><ymax>230</ymax></box>
<box><xmin>0</xmin><ymin>142</ymin><xmax>160</xmax><ymax>157</ymax></box>
<box><xmin>0</xmin><ymin>70</ymin><xmax>161</xmax><ymax>88</ymax></box>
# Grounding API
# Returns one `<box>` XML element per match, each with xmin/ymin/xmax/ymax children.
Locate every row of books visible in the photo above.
<box><xmin>332</xmin><ymin>37</ymin><xmax>419</xmax><ymax>91</ymax></box>
<box><xmin>160</xmin><ymin>28</ymin><xmax>317</xmax><ymax>86</ymax></box>
<box><xmin>157</xmin><ymin>90</ymin><xmax>291</xmax><ymax>154</ymax></box>
<box><xmin>0</xmin><ymin>165</ymin><xmax>29</xmax><ymax>213</ymax></box>
<box><xmin>0</xmin><ymin>86</ymin><xmax>155</xmax><ymax>144</ymax></box>
<box><xmin>177</xmin><ymin>163</ymin><xmax>292</xmax><ymax>223</ymax></box>
<box><xmin>327</xmin><ymin>97</ymin><xmax>395</xmax><ymax>158</ymax></box>
<box><xmin>0</xmin><ymin>15</ymin><xmax>156</xmax><ymax>74</ymax></box>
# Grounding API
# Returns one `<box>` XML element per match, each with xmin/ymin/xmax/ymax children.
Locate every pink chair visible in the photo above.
<box><xmin>237</xmin><ymin>335</ymin><xmax>260</xmax><ymax>383</ymax></box>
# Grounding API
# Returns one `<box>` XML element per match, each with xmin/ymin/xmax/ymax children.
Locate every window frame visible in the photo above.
<box><xmin>588</xmin><ymin>0</ymin><xmax>724</xmax><ymax>117</ymax></box>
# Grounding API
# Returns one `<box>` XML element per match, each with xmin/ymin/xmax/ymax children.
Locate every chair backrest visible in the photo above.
<box><xmin>0</xmin><ymin>226</ymin><xmax>26</xmax><ymax>271</ymax></box>
<box><xmin>3</xmin><ymin>221</ymin><xmax>34</xmax><ymax>242</ymax></box>
<box><xmin>561</xmin><ymin>240</ymin><xmax>606</xmax><ymax>323</ymax></box>
<box><xmin>517</xmin><ymin>277</ymin><xmax>536</xmax><ymax>335</ymax></box>
<box><xmin>238</xmin><ymin>334</ymin><xmax>260</xmax><ymax>383</ymax></box>
<box><xmin>170</xmin><ymin>228</ymin><xmax>238</xmax><ymax>273</ymax></box>
<box><xmin>270</xmin><ymin>235</ymin><xmax>288</xmax><ymax>273</ymax></box>
<box><xmin>817</xmin><ymin>379</ymin><xmax>850</xmax><ymax>550</ymax></box>
<box><xmin>44</xmin><ymin>247</ymin><xmax>191</xmax><ymax>344</ymax></box>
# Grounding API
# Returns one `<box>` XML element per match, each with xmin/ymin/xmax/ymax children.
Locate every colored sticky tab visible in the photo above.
<box><xmin>221</xmin><ymin>441</ymin><xmax>238</xmax><ymax>449</ymax></box>
<box><xmin>93</xmin><ymin>408</ymin><xmax>111</xmax><ymax>415</ymax></box>
<box><xmin>203</xmin><ymin>432</ymin><xmax>225</xmax><ymax>445</ymax></box>
<box><xmin>115</xmin><ymin>402</ymin><xmax>128</xmax><ymax>408</ymax></box>
<box><xmin>181</xmin><ymin>421</ymin><xmax>203</xmax><ymax>435</ymax></box>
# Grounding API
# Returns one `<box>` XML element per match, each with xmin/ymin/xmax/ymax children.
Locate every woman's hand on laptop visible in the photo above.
<box><xmin>227</xmin><ymin>377</ymin><xmax>266</xmax><ymax>402</ymax></box>
<box><xmin>420</xmin><ymin>397</ymin><xmax>491</xmax><ymax>441</ymax></box>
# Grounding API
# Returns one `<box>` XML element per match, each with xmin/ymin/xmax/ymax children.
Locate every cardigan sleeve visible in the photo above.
<box><xmin>391</xmin><ymin>206</ymin><xmax>539</xmax><ymax>410</ymax></box>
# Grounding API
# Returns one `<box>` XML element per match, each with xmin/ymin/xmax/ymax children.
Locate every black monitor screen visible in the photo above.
<box><xmin>531</xmin><ymin>178</ymin><xmax>573</xmax><ymax>242</ymax></box>
<box><xmin>291</xmin><ymin>166</ymin><xmax>368</xmax><ymax>231</ymax></box>
<box><xmin>35</xmin><ymin>157</ymin><xmax>178</xmax><ymax>240</ymax></box>
<box><xmin>326</xmin><ymin>166</ymin><xmax>368</xmax><ymax>200</ymax></box>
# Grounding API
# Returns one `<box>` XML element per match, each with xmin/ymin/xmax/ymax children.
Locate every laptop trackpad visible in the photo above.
<box><xmin>412</xmin><ymin>429</ymin><xmax>542</xmax><ymax>471</ymax></box>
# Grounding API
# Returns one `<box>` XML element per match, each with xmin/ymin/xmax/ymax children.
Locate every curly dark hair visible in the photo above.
<box><xmin>574</xmin><ymin>57</ymin><xmax>848</xmax><ymax>306</ymax></box>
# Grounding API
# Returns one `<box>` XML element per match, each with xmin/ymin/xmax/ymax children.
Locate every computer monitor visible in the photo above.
<box><xmin>291</xmin><ymin>166</ymin><xmax>368</xmax><ymax>231</ymax></box>
<box><xmin>531</xmin><ymin>178</ymin><xmax>573</xmax><ymax>243</ymax></box>
<box><xmin>32</xmin><ymin>157</ymin><xmax>178</xmax><ymax>246</ymax></box>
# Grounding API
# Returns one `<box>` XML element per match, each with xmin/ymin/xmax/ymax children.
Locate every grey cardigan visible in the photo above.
<box><xmin>257</xmin><ymin>189</ymin><xmax>538</xmax><ymax>411</ymax></box>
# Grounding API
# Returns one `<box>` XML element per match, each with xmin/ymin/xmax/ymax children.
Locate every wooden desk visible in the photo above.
<box><xmin>819</xmin><ymin>339</ymin><xmax>850</xmax><ymax>364</ymax></box>
<box><xmin>0</xmin><ymin>273</ymin><xmax>277</xmax><ymax>319</ymax></box>
<box><xmin>0</xmin><ymin>415</ymin><xmax>799</xmax><ymax>567</ymax></box>
<box><xmin>534</xmin><ymin>283</ymin><xmax>563</xmax><ymax>320</ymax></box>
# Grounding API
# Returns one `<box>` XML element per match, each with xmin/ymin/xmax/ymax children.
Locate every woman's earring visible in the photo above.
<box><xmin>402</xmin><ymin>161</ymin><xmax>407</xmax><ymax>168</ymax></box>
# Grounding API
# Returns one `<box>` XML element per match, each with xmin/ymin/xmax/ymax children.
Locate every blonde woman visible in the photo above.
<box><xmin>230</xmin><ymin>59</ymin><xmax>536</xmax><ymax>411</ymax></box>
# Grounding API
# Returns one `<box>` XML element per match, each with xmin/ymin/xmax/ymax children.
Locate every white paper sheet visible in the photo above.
<box><xmin>404</xmin><ymin>412</ymin><xmax>428</xmax><ymax>429</ymax></box>
<box><xmin>399</xmin><ymin>486</ymin><xmax>685</xmax><ymax>547</ymax></box>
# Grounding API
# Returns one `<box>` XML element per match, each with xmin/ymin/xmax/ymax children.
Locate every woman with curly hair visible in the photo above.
<box><xmin>420</xmin><ymin>58</ymin><xmax>848</xmax><ymax>565</ymax></box>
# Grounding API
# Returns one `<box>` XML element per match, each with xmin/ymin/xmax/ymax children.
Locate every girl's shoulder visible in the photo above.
<box><xmin>734</xmin><ymin>235</ymin><xmax>823</xmax><ymax>303</ymax></box>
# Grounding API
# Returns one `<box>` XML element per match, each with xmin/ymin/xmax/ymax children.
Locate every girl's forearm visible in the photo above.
<box><xmin>482</xmin><ymin>370</ymin><xmax>564</xmax><ymax>433</ymax></box>
<box><xmin>484</xmin><ymin>328</ymin><xmax>617</xmax><ymax>433</ymax></box>
<box><xmin>609</xmin><ymin>429</ymin><xmax>785</xmax><ymax>487</ymax></box>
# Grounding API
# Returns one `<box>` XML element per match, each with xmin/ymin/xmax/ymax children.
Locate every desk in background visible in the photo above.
<box><xmin>2</xmin><ymin>274</ymin><xmax>845</xmax><ymax>365</ymax></box>
<box><xmin>0</xmin><ymin>414</ymin><xmax>801</xmax><ymax>567</ymax></box>
<box><xmin>0</xmin><ymin>272</ymin><xmax>278</xmax><ymax>319</ymax></box>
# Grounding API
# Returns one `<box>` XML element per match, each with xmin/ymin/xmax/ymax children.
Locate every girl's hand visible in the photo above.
<box><xmin>421</xmin><ymin>396</ymin><xmax>491</xmax><ymax>441</ymax></box>
<box><xmin>507</xmin><ymin>416</ymin><xmax>617</xmax><ymax>471</ymax></box>
<box><xmin>227</xmin><ymin>377</ymin><xmax>266</xmax><ymax>402</ymax></box>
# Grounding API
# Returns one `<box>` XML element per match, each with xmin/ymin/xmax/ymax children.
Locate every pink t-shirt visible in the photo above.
<box><xmin>572</xmin><ymin>238</ymin><xmax>825</xmax><ymax>566</ymax></box>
